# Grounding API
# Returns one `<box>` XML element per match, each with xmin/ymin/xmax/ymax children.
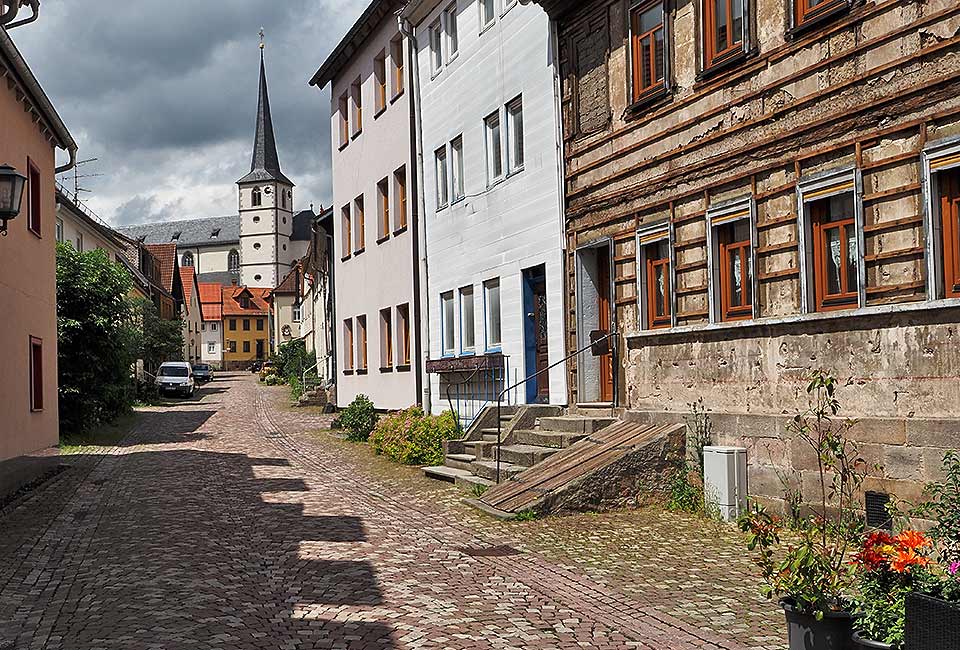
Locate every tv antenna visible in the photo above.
<box><xmin>58</xmin><ymin>158</ymin><xmax>104</xmax><ymax>202</ymax></box>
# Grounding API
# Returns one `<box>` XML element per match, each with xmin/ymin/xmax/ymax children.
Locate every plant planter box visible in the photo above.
<box><xmin>850</xmin><ymin>631</ymin><xmax>891</xmax><ymax>650</ymax></box>
<box><xmin>782</xmin><ymin>601</ymin><xmax>854</xmax><ymax>650</ymax></box>
<box><xmin>905</xmin><ymin>593</ymin><xmax>960</xmax><ymax>650</ymax></box>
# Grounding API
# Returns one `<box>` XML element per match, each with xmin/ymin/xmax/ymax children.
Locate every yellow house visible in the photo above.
<box><xmin>222</xmin><ymin>285</ymin><xmax>270</xmax><ymax>370</ymax></box>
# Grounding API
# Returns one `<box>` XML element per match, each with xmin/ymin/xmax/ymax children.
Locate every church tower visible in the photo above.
<box><xmin>237</xmin><ymin>41</ymin><xmax>294</xmax><ymax>288</ymax></box>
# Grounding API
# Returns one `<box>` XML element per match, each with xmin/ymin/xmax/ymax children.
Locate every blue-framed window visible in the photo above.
<box><xmin>459</xmin><ymin>285</ymin><xmax>475</xmax><ymax>355</ymax></box>
<box><xmin>483</xmin><ymin>278</ymin><xmax>501</xmax><ymax>351</ymax></box>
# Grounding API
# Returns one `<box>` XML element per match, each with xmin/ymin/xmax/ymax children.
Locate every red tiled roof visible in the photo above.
<box><xmin>180</xmin><ymin>267</ymin><xmax>196</xmax><ymax>314</ymax></box>
<box><xmin>197</xmin><ymin>282</ymin><xmax>223</xmax><ymax>321</ymax></box>
<box><xmin>144</xmin><ymin>243</ymin><xmax>178</xmax><ymax>293</ymax></box>
<box><xmin>272</xmin><ymin>262</ymin><xmax>301</xmax><ymax>296</ymax></box>
<box><xmin>221</xmin><ymin>286</ymin><xmax>270</xmax><ymax>316</ymax></box>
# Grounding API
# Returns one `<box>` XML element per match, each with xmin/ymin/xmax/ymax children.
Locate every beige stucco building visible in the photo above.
<box><xmin>0</xmin><ymin>25</ymin><xmax>77</xmax><ymax>497</ymax></box>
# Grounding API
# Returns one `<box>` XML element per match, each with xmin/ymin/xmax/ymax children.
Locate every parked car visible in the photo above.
<box><xmin>155</xmin><ymin>361</ymin><xmax>196</xmax><ymax>397</ymax></box>
<box><xmin>192</xmin><ymin>363</ymin><xmax>213</xmax><ymax>384</ymax></box>
<box><xmin>258</xmin><ymin>362</ymin><xmax>275</xmax><ymax>381</ymax></box>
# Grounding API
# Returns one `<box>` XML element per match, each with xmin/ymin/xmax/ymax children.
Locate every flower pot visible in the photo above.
<box><xmin>782</xmin><ymin>601</ymin><xmax>854</xmax><ymax>650</ymax></box>
<box><xmin>904</xmin><ymin>593</ymin><xmax>960</xmax><ymax>650</ymax></box>
<box><xmin>850</xmin><ymin>631</ymin><xmax>891</xmax><ymax>650</ymax></box>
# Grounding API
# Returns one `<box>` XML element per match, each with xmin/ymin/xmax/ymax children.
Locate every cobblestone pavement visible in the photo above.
<box><xmin>0</xmin><ymin>374</ymin><xmax>781</xmax><ymax>650</ymax></box>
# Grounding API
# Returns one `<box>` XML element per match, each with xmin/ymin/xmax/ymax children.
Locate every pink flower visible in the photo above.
<box><xmin>949</xmin><ymin>561</ymin><xmax>960</xmax><ymax>576</ymax></box>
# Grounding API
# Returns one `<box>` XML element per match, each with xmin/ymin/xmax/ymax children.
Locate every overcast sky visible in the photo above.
<box><xmin>10</xmin><ymin>0</ymin><xmax>370</xmax><ymax>227</ymax></box>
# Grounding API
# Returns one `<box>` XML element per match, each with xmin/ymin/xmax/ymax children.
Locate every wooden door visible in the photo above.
<box><xmin>597</xmin><ymin>246</ymin><xmax>613</xmax><ymax>403</ymax></box>
<box><xmin>532</xmin><ymin>272</ymin><xmax>550</xmax><ymax>402</ymax></box>
<box><xmin>942</xmin><ymin>170</ymin><xmax>960</xmax><ymax>298</ymax></box>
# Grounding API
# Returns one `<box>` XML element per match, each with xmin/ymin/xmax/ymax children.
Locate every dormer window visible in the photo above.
<box><xmin>171</xmin><ymin>231</ymin><xmax>182</xmax><ymax>242</ymax></box>
<box><xmin>240</xmin><ymin>296</ymin><xmax>250</xmax><ymax>309</ymax></box>
<box><xmin>211</xmin><ymin>228</ymin><xmax>220</xmax><ymax>239</ymax></box>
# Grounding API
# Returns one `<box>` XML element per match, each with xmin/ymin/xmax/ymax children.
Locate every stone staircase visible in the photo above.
<box><xmin>423</xmin><ymin>405</ymin><xmax>616</xmax><ymax>493</ymax></box>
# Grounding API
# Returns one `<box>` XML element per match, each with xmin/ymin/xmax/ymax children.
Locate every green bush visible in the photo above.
<box><xmin>340</xmin><ymin>395</ymin><xmax>379</xmax><ymax>442</ymax></box>
<box><xmin>370</xmin><ymin>406</ymin><xmax>459</xmax><ymax>466</ymax></box>
<box><xmin>290</xmin><ymin>376</ymin><xmax>303</xmax><ymax>401</ymax></box>
<box><xmin>264</xmin><ymin>374</ymin><xmax>281</xmax><ymax>386</ymax></box>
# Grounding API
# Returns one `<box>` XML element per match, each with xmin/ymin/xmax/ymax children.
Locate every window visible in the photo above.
<box><xmin>75</xmin><ymin>232</ymin><xmax>83</xmax><ymax>252</ymax></box>
<box><xmin>391</xmin><ymin>36</ymin><xmax>404</xmax><ymax>98</ymax></box>
<box><xmin>639</xmin><ymin>228</ymin><xmax>672</xmax><ymax>329</ymax></box>
<box><xmin>794</xmin><ymin>0</ymin><xmax>846</xmax><ymax>29</ymax></box>
<box><xmin>484</xmin><ymin>279</ymin><xmax>501</xmax><ymax>349</ymax></box>
<box><xmin>394</xmin><ymin>166</ymin><xmax>407</xmax><ymax>230</ymax></box>
<box><xmin>29</xmin><ymin>336</ymin><xmax>42</xmax><ymax>411</ymax></box>
<box><xmin>480</xmin><ymin>0</ymin><xmax>496</xmax><ymax>28</ymax></box>
<box><xmin>27</xmin><ymin>160</ymin><xmax>41</xmax><ymax>236</ymax></box>
<box><xmin>280</xmin><ymin>189</ymin><xmax>287</xmax><ymax>209</ymax></box>
<box><xmin>343</xmin><ymin>319</ymin><xmax>354</xmax><ymax>371</ymax></box>
<box><xmin>451</xmin><ymin>136</ymin><xmax>465</xmax><ymax>202</ymax></box>
<box><xmin>939</xmin><ymin>169</ymin><xmax>960</xmax><ymax>298</ymax></box>
<box><xmin>445</xmin><ymin>3</ymin><xmax>459</xmax><ymax>60</ymax></box>
<box><xmin>229</xmin><ymin>318</ymin><xmax>237</xmax><ymax>331</ymax></box>
<box><xmin>211</xmin><ymin>322</ymin><xmax>218</xmax><ymax>332</ymax></box>
<box><xmin>811</xmin><ymin>193</ymin><xmax>858</xmax><ymax>311</ymax></box>
<box><xmin>252</xmin><ymin>187</ymin><xmax>262</xmax><ymax>207</ymax></box>
<box><xmin>182</xmin><ymin>251</ymin><xmax>194</xmax><ymax>267</ymax></box>
<box><xmin>435</xmin><ymin>146</ymin><xmax>449</xmax><ymax>208</ymax></box>
<box><xmin>243</xmin><ymin>318</ymin><xmax>251</xmax><ymax>331</ymax></box>
<box><xmin>351</xmin><ymin>78</ymin><xmax>362</xmax><ymax>135</ymax></box>
<box><xmin>256</xmin><ymin>318</ymin><xmax>264</xmax><ymax>331</ymax></box>
<box><xmin>208</xmin><ymin>341</ymin><xmax>216</xmax><ymax>354</ymax></box>
<box><xmin>708</xmin><ymin>201</ymin><xmax>754</xmax><ymax>322</ymax></box>
<box><xmin>377</xmin><ymin>177</ymin><xmax>390</xmax><ymax>240</ymax></box>
<box><xmin>704</xmin><ymin>0</ymin><xmax>745</xmax><ymax>70</ymax></box>
<box><xmin>397</xmin><ymin>303</ymin><xmax>411</xmax><ymax>366</ymax></box>
<box><xmin>338</xmin><ymin>92</ymin><xmax>350</xmax><ymax>147</ymax></box>
<box><xmin>354</xmin><ymin>195</ymin><xmax>365</xmax><ymax>252</ymax></box>
<box><xmin>441</xmin><ymin>291</ymin><xmax>455</xmax><ymax>356</ymax></box>
<box><xmin>55</xmin><ymin>219</ymin><xmax>63</xmax><ymax>242</ymax></box>
<box><xmin>460</xmin><ymin>285</ymin><xmax>475</xmax><ymax>353</ymax></box>
<box><xmin>485</xmin><ymin>110</ymin><xmax>503</xmax><ymax>183</ymax></box>
<box><xmin>380</xmin><ymin>308</ymin><xmax>393</xmax><ymax>369</ymax></box>
<box><xmin>341</xmin><ymin>204</ymin><xmax>351</xmax><ymax>258</ymax></box>
<box><xmin>374</xmin><ymin>51</ymin><xmax>387</xmax><ymax>114</ymax></box>
<box><xmin>430</xmin><ymin>20</ymin><xmax>443</xmax><ymax>74</ymax></box>
<box><xmin>357</xmin><ymin>315</ymin><xmax>368</xmax><ymax>371</ymax></box>
<box><xmin>630</xmin><ymin>0</ymin><xmax>666</xmax><ymax>103</ymax></box>
<box><xmin>229</xmin><ymin>340</ymin><xmax>237</xmax><ymax>353</ymax></box>
<box><xmin>243</xmin><ymin>340</ymin><xmax>251</xmax><ymax>353</ymax></box>
<box><xmin>506</xmin><ymin>97</ymin><xmax>524</xmax><ymax>173</ymax></box>
<box><xmin>293</xmin><ymin>304</ymin><xmax>302</xmax><ymax>322</ymax></box>
<box><xmin>228</xmin><ymin>249</ymin><xmax>240</xmax><ymax>273</ymax></box>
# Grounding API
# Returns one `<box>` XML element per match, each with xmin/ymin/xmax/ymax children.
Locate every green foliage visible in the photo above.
<box><xmin>264</xmin><ymin>374</ymin><xmax>281</xmax><ymax>386</ymax></box>
<box><xmin>131</xmin><ymin>298</ymin><xmax>184</xmax><ymax>375</ymax></box>
<box><xmin>56</xmin><ymin>243</ymin><xmax>138</xmax><ymax>436</ymax></box>
<box><xmin>369</xmin><ymin>406</ymin><xmax>460</xmax><ymax>466</ymax></box>
<box><xmin>272</xmin><ymin>340</ymin><xmax>313</xmax><ymax>384</ymax></box>
<box><xmin>470</xmin><ymin>483</ymin><xmax>489</xmax><ymax>498</ymax></box>
<box><xmin>684</xmin><ymin>396</ymin><xmax>714</xmax><ymax>475</ymax></box>
<box><xmin>514</xmin><ymin>510</ymin><xmax>539</xmax><ymax>522</ymax></box>
<box><xmin>914</xmin><ymin>451</ymin><xmax>960</xmax><ymax>565</ymax></box>
<box><xmin>290</xmin><ymin>376</ymin><xmax>303</xmax><ymax>401</ymax></box>
<box><xmin>340</xmin><ymin>394</ymin><xmax>379</xmax><ymax>442</ymax></box>
<box><xmin>667</xmin><ymin>466</ymin><xmax>704</xmax><ymax>514</ymax></box>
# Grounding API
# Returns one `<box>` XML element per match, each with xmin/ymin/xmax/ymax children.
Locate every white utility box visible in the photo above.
<box><xmin>702</xmin><ymin>446</ymin><xmax>748</xmax><ymax>522</ymax></box>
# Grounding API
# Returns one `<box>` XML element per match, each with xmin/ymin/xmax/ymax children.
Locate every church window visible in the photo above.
<box><xmin>281</xmin><ymin>190</ymin><xmax>287</xmax><ymax>209</ymax></box>
<box><xmin>252</xmin><ymin>187</ymin><xmax>262</xmax><ymax>207</ymax></box>
<box><xmin>182</xmin><ymin>252</ymin><xmax>194</xmax><ymax>267</ymax></box>
<box><xmin>228</xmin><ymin>249</ymin><xmax>240</xmax><ymax>273</ymax></box>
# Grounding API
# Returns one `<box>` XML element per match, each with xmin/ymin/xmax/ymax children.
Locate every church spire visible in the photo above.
<box><xmin>238</xmin><ymin>33</ymin><xmax>293</xmax><ymax>186</ymax></box>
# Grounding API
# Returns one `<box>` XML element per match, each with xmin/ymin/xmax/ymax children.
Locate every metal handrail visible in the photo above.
<box><xmin>494</xmin><ymin>329</ymin><xmax>618</xmax><ymax>484</ymax></box>
<box><xmin>444</xmin><ymin>364</ymin><xmax>485</xmax><ymax>436</ymax></box>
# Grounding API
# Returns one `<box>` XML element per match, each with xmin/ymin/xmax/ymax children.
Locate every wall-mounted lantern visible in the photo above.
<box><xmin>0</xmin><ymin>164</ymin><xmax>27</xmax><ymax>236</ymax></box>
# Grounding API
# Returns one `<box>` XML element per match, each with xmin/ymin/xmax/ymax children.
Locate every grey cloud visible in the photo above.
<box><xmin>113</xmin><ymin>194</ymin><xmax>188</xmax><ymax>227</ymax></box>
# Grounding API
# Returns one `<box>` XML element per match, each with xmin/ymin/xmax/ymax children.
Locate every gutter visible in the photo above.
<box><xmin>399</xmin><ymin>15</ymin><xmax>431</xmax><ymax>413</ymax></box>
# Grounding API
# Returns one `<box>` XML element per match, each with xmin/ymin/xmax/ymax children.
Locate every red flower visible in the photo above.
<box><xmin>894</xmin><ymin>530</ymin><xmax>930</xmax><ymax>552</ymax></box>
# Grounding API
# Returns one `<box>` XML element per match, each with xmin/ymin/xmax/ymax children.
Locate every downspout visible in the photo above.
<box><xmin>400</xmin><ymin>15</ymin><xmax>431</xmax><ymax>413</ymax></box>
<box><xmin>55</xmin><ymin>147</ymin><xmax>77</xmax><ymax>175</ymax></box>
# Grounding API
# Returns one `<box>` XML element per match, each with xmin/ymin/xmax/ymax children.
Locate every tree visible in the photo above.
<box><xmin>56</xmin><ymin>243</ymin><xmax>138</xmax><ymax>436</ymax></box>
<box><xmin>132</xmin><ymin>298</ymin><xmax>184</xmax><ymax>375</ymax></box>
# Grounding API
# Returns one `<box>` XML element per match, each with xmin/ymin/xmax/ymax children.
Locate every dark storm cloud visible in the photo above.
<box><xmin>9</xmin><ymin>0</ymin><xmax>369</xmax><ymax>224</ymax></box>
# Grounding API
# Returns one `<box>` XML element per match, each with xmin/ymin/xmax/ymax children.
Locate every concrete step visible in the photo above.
<box><xmin>513</xmin><ymin>429</ymin><xmax>586</xmax><ymax>449</ymax></box>
<box><xmin>463</xmin><ymin>440</ymin><xmax>496</xmax><ymax>455</ymax></box>
<box><xmin>539</xmin><ymin>416</ymin><xmax>616</xmax><ymax>434</ymax></box>
<box><xmin>423</xmin><ymin>465</ymin><xmax>473</xmax><ymax>483</ymax></box>
<box><xmin>479</xmin><ymin>428</ymin><xmax>506</xmax><ymax>442</ymax></box>
<box><xmin>471</xmin><ymin>459</ymin><xmax>525</xmax><ymax>482</ymax></box>
<box><xmin>454</xmin><ymin>473</ymin><xmax>495</xmax><ymax>494</ymax></box>
<box><xmin>444</xmin><ymin>453</ymin><xmax>476</xmax><ymax>472</ymax></box>
<box><xmin>497</xmin><ymin>444</ymin><xmax>559</xmax><ymax>467</ymax></box>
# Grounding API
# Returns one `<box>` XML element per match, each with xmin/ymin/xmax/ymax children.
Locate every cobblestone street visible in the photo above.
<box><xmin>0</xmin><ymin>374</ymin><xmax>782</xmax><ymax>650</ymax></box>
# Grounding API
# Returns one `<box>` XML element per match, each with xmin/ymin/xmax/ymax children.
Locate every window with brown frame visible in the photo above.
<box><xmin>380</xmin><ymin>308</ymin><xmax>393</xmax><ymax>370</ymax></box>
<box><xmin>794</xmin><ymin>0</ymin><xmax>846</xmax><ymax>29</ymax></box>
<box><xmin>29</xmin><ymin>336</ymin><xmax>43</xmax><ymax>411</ymax></box>
<box><xmin>717</xmin><ymin>219</ymin><xmax>752</xmax><ymax>321</ymax></box>
<box><xmin>810</xmin><ymin>193</ymin><xmax>858</xmax><ymax>311</ymax></box>
<box><xmin>397</xmin><ymin>303</ymin><xmax>411</xmax><ymax>366</ymax></box>
<box><xmin>338</xmin><ymin>92</ymin><xmax>349</xmax><ymax>147</ymax></box>
<box><xmin>341</xmin><ymin>204</ymin><xmax>351</xmax><ymax>259</ymax></box>
<box><xmin>630</xmin><ymin>0</ymin><xmax>666</xmax><ymax>103</ymax></box>
<box><xmin>374</xmin><ymin>50</ymin><xmax>387</xmax><ymax>114</ymax></box>
<box><xmin>390</xmin><ymin>36</ymin><xmax>404</xmax><ymax>98</ymax></box>
<box><xmin>357</xmin><ymin>315</ymin><xmax>368</xmax><ymax>371</ymax></box>
<box><xmin>354</xmin><ymin>195</ymin><xmax>365</xmax><ymax>253</ymax></box>
<box><xmin>704</xmin><ymin>0</ymin><xmax>744</xmax><ymax>70</ymax></box>
<box><xmin>394</xmin><ymin>166</ymin><xmax>407</xmax><ymax>231</ymax></box>
<box><xmin>642</xmin><ymin>238</ymin><xmax>671</xmax><ymax>329</ymax></box>
<box><xmin>940</xmin><ymin>169</ymin><xmax>960</xmax><ymax>299</ymax></box>
<box><xmin>27</xmin><ymin>160</ymin><xmax>41</xmax><ymax>237</ymax></box>
<box><xmin>377</xmin><ymin>177</ymin><xmax>390</xmax><ymax>241</ymax></box>
<box><xmin>351</xmin><ymin>78</ymin><xmax>362</xmax><ymax>135</ymax></box>
<box><xmin>343</xmin><ymin>318</ymin><xmax>354</xmax><ymax>371</ymax></box>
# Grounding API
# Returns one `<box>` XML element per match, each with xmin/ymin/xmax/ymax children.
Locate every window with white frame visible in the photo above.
<box><xmin>484</xmin><ymin>278</ymin><xmax>501</xmax><ymax>349</ymax></box>
<box><xmin>441</xmin><ymin>291</ymin><xmax>455</xmax><ymax>356</ymax></box>
<box><xmin>923</xmin><ymin>141</ymin><xmax>960</xmax><ymax>300</ymax></box>
<box><xmin>343</xmin><ymin>318</ymin><xmax>354</xmax><ymax>371</ymax></box>
<box><xmin>460</xmin><ymin>285</ymin><xmax>475</xmax><ymax>353</ymax></box>
<box><xmin>211</xmin><ymin>322</ymin><xmax>218</xmax><ymax>332</ymax></box>
<box><xmin>435</xmin><ymin>146</ymin><xmax>449</xmax><ymax>208</ymax></box>
<box><xmin>484</xmin><ymin>110</ymin><xmax>503</xmax><ymax>184</ymax></box>
<box><xmin>55</xmin><ymin>219</ymin><xmax>63</xmax><ymax>242</ymax></box>
<box><xmin>707</xmin><ymin>198</ymin><xmax>755</xmax><ymax>323</ymax></box>
<box><xmin>451</xmin><ymin>135</ymin><xmax>465</xmax><ymax>202</ymax></box>
<box><xmin>637</xmin><ymin>225</ymin><xmax>672</xmax><ymax>330</ymax></box>
<box><xmin>798</xmin><ymin>168</ymin><xmax>863</xmax><ymax>313</ymax></box>
<box><xmin>506</xmin><ymin>96</ymin><xmax>524</xmax><ymax>173</ymax></box>
<box><xmin>208</xmin><ymin>341</ymin><xmax>216</xmax><ymax>354</ymax></box>
<box><xmin>480</xmin><ymin>0</ymin><xmax>496</xmax><ymax>29</ymax></box>
<box><xmin>380</xmin><ymin>307</ymin><xmax>393</xmax><ymax>370</ymax></box>
<box><xmin>429</xmin><ymin>20</ymin><xmax>443</xmax><ymax>74</ymax></box>
<box><xmin>292</xmin><ymin>304</ymin><xmax>302</xmax><ymax>322</ymax></box>
<box><xmin>445</xmin><ymin>3</ymin><xmax>459</xmax><ymax>60</ymax></box>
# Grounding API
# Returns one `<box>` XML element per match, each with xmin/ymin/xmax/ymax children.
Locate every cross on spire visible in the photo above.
<box><xmin>259</xmin><ymin>27</ymin><xmax>265</xmax><ymax>51</ymax></box>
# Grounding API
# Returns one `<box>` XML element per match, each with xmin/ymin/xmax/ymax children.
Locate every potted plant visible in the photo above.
<box><xmin>849</xmin><ymin>529</ymin><xmax>934</xmax><ymax>649</ymax></box>
<box><xmin>739</xmin><ymin>371</ymin><xmax>866</xmax><ymax>650</ymax></box>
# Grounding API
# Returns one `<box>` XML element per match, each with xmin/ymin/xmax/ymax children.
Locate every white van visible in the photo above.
<box><xmin>155</xmin><ymin>361</ymin><xmax>196</xmax><ymax>397</ymax></box>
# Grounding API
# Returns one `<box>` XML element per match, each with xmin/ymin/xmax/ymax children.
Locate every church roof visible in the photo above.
<box><xmin>238</xmin><ymin>52</ymin><xmax>293</xmax><ymax>187</ymax></box>
<box><xmin>118</xmin><ymin>215</ymin><xmax>240</xmax><ymax>248</ymax></box>
<box><xmin>291</xmin><ymin>209</ymin><xmax>317</xmax><ymax>242</ymax></box>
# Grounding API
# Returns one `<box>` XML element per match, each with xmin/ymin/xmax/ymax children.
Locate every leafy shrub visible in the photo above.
<box><xmin>290</xmin><ymin>376</ymin><xmax>303</xmax><ymax>401</ymax></box>
<box><xmin>340</xmin><ymin>395</ymin><xmax>379</xmax><ymax>442</ymax></box>
<box><xmin>667</xmin><ymin>466</ymin><xmax>704</xmax><ymax>513</ymax></box>
<box><xmin>264</xmin><ymin>374</ymin><xmax>280</xmax><ymax>386</ymax></box>
<box><xmin>369</xmin><ymin>407</ymin><xmax>459</xmax><ymax>465</ymax></box>
<box><xmin>915</xmin><ymin>450</ymin><xmax>960</xmax><ymax>565</ymax></box>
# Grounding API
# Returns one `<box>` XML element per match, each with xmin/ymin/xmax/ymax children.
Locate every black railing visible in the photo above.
<box><xmin>443</xmin><ymin>357</ymin><xmax>510</xmax><ymax>434</ymax></box>
<box><xmin>494</xmin><ymin>329</ymin><xmax>618</xmax><ymax>484</ymax></box>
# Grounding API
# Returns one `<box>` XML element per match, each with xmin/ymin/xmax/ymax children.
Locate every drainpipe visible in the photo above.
<box><xmin>400</xmin><ymin>15</ymin><xmax>431</xmax><ymax>413</ymax></box>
